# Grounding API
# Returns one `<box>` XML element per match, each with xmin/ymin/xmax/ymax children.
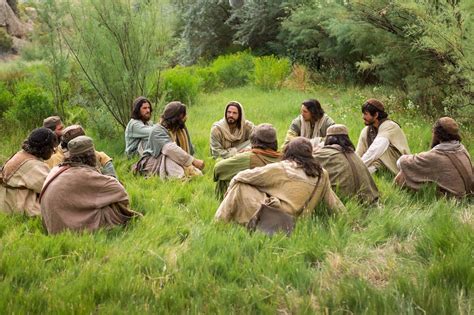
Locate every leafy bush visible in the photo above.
<box><xmin>194</xmin><ymin>66</ymin><xmax>219</xmax><ymax>92</ymax></box>
<box><xmin>211</xmin><ymin>52</ymin><xmax>254</xmax><ymax>88</ymax></box>
<box><xmin>0</xmin><ymin>83</ymin><xmax>13</xmax><ymax>118</ymax></box>
<box><xmin>4</xmin><ymin>81</ymin><xmax>55</xmax><ymax>128</ymax></box>
<box><xmin>162</xmin><ymin>66</ymin><xmax>201</xmax><ymax>105</ymax></box>
<box><xmin>253</xmin><ymin>55</ymin><xmax>290</xmax><ymax>90</ymax></box>
<box><xmin>0</xmin><ymin>28</ymin><xmax>13</xmax><ymax>53</ymax></box>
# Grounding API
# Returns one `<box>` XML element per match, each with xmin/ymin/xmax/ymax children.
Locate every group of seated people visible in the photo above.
<box><xmin>0</xmin><ymin>96</ymin><xmax>472</xmax><ymax>235</ymax></box>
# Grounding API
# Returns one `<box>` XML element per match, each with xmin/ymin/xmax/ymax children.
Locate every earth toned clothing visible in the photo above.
<box><xmin>396</xmin><ymin>141</ymin><xmax>473</xmax><ymax>197</ymax></box>
<box><xmin>314</xmin><ymin>145</ymin><xmax>379</xmax><ymax>203</ymax></box>
<box><xmin>210</xmin><ymin>120</ymin><xmax>255</xmax><ymax>159</ymax></box>
<box><xmin>45</xmin><ymin>146</ymin><xmax>64</xmax><ymax>168</ymax></box>
<box><xmin>41</xmin><ymin>164</ymin><xmax>138</xmax><ymax>234</ymax></box>
<box><xmin>215</xmin><ymin>160</ymin><xmax>345</xmax><ymax>224</ymax></box>
<box><xmin>125</xmin><ymin>119</ymin><xmax>154</xmax><ymax>156</ymax></box>
<box><xmin>0</xmin><ymin>151</ymin><xmax>49</xmax><ymax>216</ymax></box>
<box><xmin>134</xmin><ymin>124</ymin><xmax>201</xmax><ymax>179</ymax></box>
<box><xmin>283</xmin><ymin>113</ymin><xmax>335</xmax><ymax>147</ymax></box>
<box><xmin>356</xmin><ymin>119</ymin><xmax>410</xmax><ymax>175</ymax></box>
<box><xmin>213</xmin><ymin>148</ymin><xmax>282</xmax><ymax>199</ymax></box>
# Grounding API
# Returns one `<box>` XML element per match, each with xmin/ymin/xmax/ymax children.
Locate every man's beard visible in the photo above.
<box><xmin>141</xmin><ymin>114</ymin><xmax>151</xmax><ymax>122</ymax></box>
<box><xmin>226</xmin><ymin>117</ymin><xmax>236</xmax><ymax>125</ymax></box>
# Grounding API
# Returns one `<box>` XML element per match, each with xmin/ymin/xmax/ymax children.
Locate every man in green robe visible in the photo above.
<box><xmin>314</xmin><ymin>124</ymin><xmax>379</xmax><ymax>204</ymax></box>
<box><xmin>213</xmin><ymin>123</ymin><xmax>281</xmax><ymax>199</ymax></box>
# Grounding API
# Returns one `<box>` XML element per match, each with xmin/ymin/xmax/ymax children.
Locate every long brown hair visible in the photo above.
<box><xmin>282</xmin><ymin>137</ymin><xmax>322</xmax><ymax>177</ymax></box>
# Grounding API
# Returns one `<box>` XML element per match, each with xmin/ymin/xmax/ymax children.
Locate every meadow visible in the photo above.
<box><xmin>0</xmin><ymin>85</ymin><xmax>472</xmax><ymax>314</ymax></box>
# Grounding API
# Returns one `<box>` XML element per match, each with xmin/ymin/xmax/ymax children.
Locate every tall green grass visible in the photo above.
<box><xmin>0</xmin><ymin>85</ymin><xmax>472</xmax><ymax>313</ymax></box>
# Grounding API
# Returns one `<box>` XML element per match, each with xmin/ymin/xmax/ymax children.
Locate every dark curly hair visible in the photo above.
<box><xmin>63</xmin><ymin>151</ymin><xmax>97</xmax><ymax>168</ymax></box>
<box><xmin>361</xmin><ymin>102</ymin><xmax>388</xmax><ymax>120</ymax></box>
<box><xmin>131</xmin><ymin>96</ymin><xmax>153</xmax><ymax>121</ymax></box>
<box><xmin>324</xmin><ymin>135</ymin><xmax>355</xmax><ymax>153</ymax></box>
<box><xmin>282</xmin><ymin>137</ymin><xmax>322</xmax><ymax>178</ymax></box>
<box><xmin>431</xmin><ymin>123</ymin><xmax>462</xmax><ymax>148</ymax></box>
<box><xmin>302</xmin><ymin>99</ymin><xmax>325</xmax><ymax>121</ymax></box>
<box><xmin>22</xmin><ymin>127</ymin><xmax>56</xmax><ymax>160</ymax></box>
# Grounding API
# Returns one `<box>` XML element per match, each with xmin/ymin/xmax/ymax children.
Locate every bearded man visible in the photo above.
<box><xmin>125</xmin><ymin>96</ymin><xmax>154</xmax><ymax>156</ymax></box>
<box><xmin>133</xmin><ymin>101</ymin><xmax>205</xmax><ymax>179</ymax></box>
<box><xmin>45</xmin><ymin>125</ymin><xmax>117</xmax><ymax>177</ymax></box>
<box><xmin>0</xmin><ymin>128</ymin><xmax>56</xmax><ymax>216</ymax></box>
<box><xmin>41</xmin><ymin>136</ymin><xmax>140</xmax><ymax>234</ymax></box>
<box><xmin>313</xmin><ymin>124</ymin><xmax>379</xmax><ymax>204</ymax></box>
<box><xmin>43</xmin><ymin>115</ymin><xmax>65</xmax><ymax>168</ymax></box>
<box><xmin>283</xmin><ymin>99</ymin><xmax>335</xmax><ymax>148</ymax></box>
<box><xmin>210</xmin><ymin>101</ymin><xmax>255</xmax><ymax>159</ymax></box>
<box><xmin>395</xmin><ymin>117</ymin><xmax>472</xmax><ymax>198</ymax></box>
<box><xmin>215</xmin><ymin>137</ymin><xmax>345</xmax><ymax>225</ymax></box>
<box><xmin>213</xmin><ymin>123</ymin><xmax>282</xmax><ymax>200</ymax></box>
<box><xmin>356</xmin><ymin>98</ymin><xmax>410</xmax><ymax>175</ymax></box>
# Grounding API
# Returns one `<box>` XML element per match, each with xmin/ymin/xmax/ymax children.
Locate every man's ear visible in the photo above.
<box><xmin>374</xmin><ymin>112</ymin><xmax>379</xmax><ymax>120</ymax></box>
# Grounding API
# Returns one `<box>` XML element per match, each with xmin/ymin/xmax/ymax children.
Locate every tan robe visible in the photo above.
<box><xmin>356</xmin><ymin>120</ymin><xmax>410</xmax><ymax>174</ymax></box>
<box><xmin>41</xmin><ymin>165</ymin><xmax>138</xmax><ymax>234</ymax></box>
<box><xmin>215</xmin><ymin>160</ymin><xmax>345</xmax><ymax>224</ymax></box>
<box><xmin>396</xmin><ymin>141</ymin><xmax>473</xmax><ymax>197</ymax></box>
<box><xmin>45</xmin><ymin>146</ymin><xmax>64</xmax><ymax>169</ymax></box>
<box><xmin>0</xmin><ymin>151</ymin><xmax>49</xmax><ymax>216</ymax></box>
<box><xmin>314</xmin><ymin>145</ymin><xmax>379</xmax><ymax>203</ymax></box>
<box><xmin>210</xmin><ymin>120</ymin><xmax>255</xmax><ymax>159</ymax></box>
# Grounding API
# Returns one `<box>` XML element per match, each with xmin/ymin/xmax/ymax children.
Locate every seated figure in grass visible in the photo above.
<box><xmin>46</xmin><ymin>124</ymin><xmax>117</xmax><ymax>177</ymax></box>
<box><xmin>210</xmin><ymin>101</ymin><xmax>255</xmax><ymax>159</ymax></box>
<box><xmin>41</xmin><ymin>136</ymin><xmax>140</xmax><ymax>234</ymax></box>
<box><xmin>215</xmin><ymin>137</ymin><xmax>345</xmax><ymax>225</ymax></box>
<box><xmin>356</xmin><ymin>98</ymin><xmax>410</xmax><ymax>175</ymax></box>
<box><xmin>43</xmin><ymin>115</ymin><xmax>65</xmax><ymax>168</ymax></box>
<box><xmin>313</xmin><ymin>124</ymin><xmax>379</xmax><ymax>204</ymax></box>
<box><xmin>0</xmin><ymin>128</ymin><xmax>56</xmax><ymax>216</ymax></box>
<box><xmin>125</xmin><ymin>96</ymin><xmax>154</xmax><ymax>157</ymax></box>
<box><xmin>133</xmin><ymin>101</ymin><xmax>205</xmax><ymax>179</ymax></box>
<box><xmin>283</xmin><ymin>99</ymin><xmax>335</xmax><ymax>148</ymax></box>
<box><xmin>395</xmin><ymin>117</ymin><xmax>473</xmax><ymax>198</ymax></box>
<box><xmin>213</xmin><ymin>123</ymin><xmax>281</xmax><ymax>200</ymax></box>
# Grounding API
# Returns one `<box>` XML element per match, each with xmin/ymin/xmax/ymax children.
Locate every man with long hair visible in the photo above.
<box><xmin>356</xmin><ymin>98</ymin><xmax>410</xmax><ymax>175</ymax></box>
<box><xmin>210</xmin><ymin>101</ymin><xmax>255</xmax><ymax>159</ymax></box>
<box><xmin>41</xmin><ymin>136</ymin><xmax>140</xmax><ymax>234</ymax></box>
<box><xmin>125</xmin><ymin>96</ymin><xmax>154</xmax><ymax>156</ymax></box>
<box><xmin>314</xmin><ymin>124</ymin><xmax>379</xmax><ymax>203</ymax></box>
<box><xmin>43</xmin><ymin>115</ymin><xmax>64</xmax><ymax>167</ymax></box>
<box><xmin>133</xmin><ymin>101</ymin><xmax>205</xmax><ymax>179</ymax></box>
<box><xmin>213</xmin><ymin>123</ymin><xmax>281</xmax><ymax>200</ymax></box>
<box><xmin>215</xmin><ymin>137</ymin><xmax>344</xmax><ymax>224</ymax></box>
<box><xmin>395</xmin><ymin>117</ymin><xmax>472</xmax><ymax>197</ymax></box>
<box><xmin>283</xmin><ymin>99</ymin><xmax>335</xmax><ymax>147</ymax></box>
<box><xmin>0</xmin><ymin>128</ymin><xmax>56</xmax><ymax>216</ymax></box>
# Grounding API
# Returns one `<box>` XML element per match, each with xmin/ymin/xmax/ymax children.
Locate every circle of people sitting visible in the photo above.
<box><xmin>0</xmin><ymin>97</ymin><xmax>472</xmax><ymax>235</ymax></box>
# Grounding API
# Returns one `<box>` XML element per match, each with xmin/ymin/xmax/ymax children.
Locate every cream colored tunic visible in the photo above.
<box><xmin>215</xmin><ymin>160</ymin><xmax>345</xmax><ymax>224</ymax></box>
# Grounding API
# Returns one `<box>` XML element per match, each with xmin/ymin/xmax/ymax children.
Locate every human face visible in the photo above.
<box><xmin>54</xmin><ymin>123</ymin><xmax>64</xmax><ymax>138</ymax></box>
<box><xmin>300</xmin><ymin>105</ymin><xmax>312</xmax><ymax>122</ymax></box>
<box><xmin>140</xmin><ymin>102</ymin><xmax>152</xmax><ymax>121</ymax></box>
<box><xmin>226</xmin><ymin>105</ymin><xmax>240</xmax><ymax>125</ymax></box>
<box><xmin>363</xmin><ymin>111</ymin><xmax>378</xmax><ymax>126</ymax></box>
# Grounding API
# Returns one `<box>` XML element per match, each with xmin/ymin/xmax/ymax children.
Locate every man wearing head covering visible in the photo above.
<box><xmin>215</xmin><ymin>137</ymin><xmax>345</xmax><ymax>225</ymax></box>
<box><xmin>313</xmin><ymin>124</ymin><xmax>379</xmax><ymax>204</ymax></box>
<box><xmin>283</xmin><ymin>99</ymin><xmax>335</xmax><ymax>148</ymax></box>
<box><xmin>356</xmin><ymin>98</ymin><xmax>410</xmax><ymax>175</ymax></box>
<box><xmin>45</xmin><ymin>125</ymin><xmax>117</xmax><ymax>177</ymax></box>
<box><xmin>40</xmin><ymin>136</ymin><xmax>140</xmax><ymax>234</ymax></box>
<box><xmin>395</xmin><ymin>117</ymin><xmax>472</xmax><ymax>198</ymax></box>
<box><xmin>210</xmin><ymin>101</ymin><xmax>255</xmax><ymax>159</ymax></box>
<box><xmin>125</xmin><ymin>96</ymin><xmax>154</xmax><ymax>156</ymax></box>
<box><xmin>133</xmin><ymin>101</ymin><xmax>205</xmax><ymax>179</ymax></box>
<box><xmin>0</xmin><ymin>128</ymin><xmax>56</xmax><ymax>216</ymax></box>
<box><xmin>43</xmin><ymin>116</ymin><xmax>64</xmax><ymax>166</ymax></box>
<box><xmin>213</xmin><ymin>124</ymin><xmax>282</xmax><ymax>199</ymax></box>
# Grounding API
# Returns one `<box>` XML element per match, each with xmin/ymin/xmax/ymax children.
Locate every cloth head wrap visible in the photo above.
<box><xmin>68</xmin><ymin>136</ymin><xmax>95</xmax><ymax>156</ymax></box>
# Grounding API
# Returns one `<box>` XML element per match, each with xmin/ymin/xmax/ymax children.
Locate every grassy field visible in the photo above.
<box><xmin>0</xmin><ymin>85</ymin><xmax>473</xmax><ymax>314</ymax></box>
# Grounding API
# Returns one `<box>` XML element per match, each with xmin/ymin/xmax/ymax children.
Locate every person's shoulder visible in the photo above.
<box><xmin>381</xmin><ymin>119</ymin><xmax>402</xmax><ymax>131</ymax></box>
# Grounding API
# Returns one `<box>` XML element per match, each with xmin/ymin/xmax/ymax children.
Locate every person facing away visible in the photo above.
<box><xmin>395</xmin><ymin>117</ymin><xmax>473</xmax><ymax>198</ymax></box>
<box><xmin>283</xmin><ymin>99</ymin><xmax>335</xmax><ymax>148</ymax></box>
<box><xmin>45</xmin><ymin>124</ymin><xmax>117</xmax><ymax>177</ymax></box>
<box><xmin>133</xmin><ymin>101</ymin><xmax>205</xmax><ymax>179</ymax></box>
<box><xmin>41</xmin><ymin>136</ymin><xmax>140</xmax><ymax>234</ymax></box>
<box><xmin>313</xmin><ymin>124</ymin><xmax>379</xmax><ymax>204</ymax></box>
<box><xmin>43</xmin><ymin>115</ymin><xmax>65</xmax><ymax>168</ymax></box>
<box><xmin>355</xmin><ymin>98</ymin><xmax>410</xmax><ymax>175</ymax></box>
<box><xmin>0</xmin><ymin>128</ymin><xmax>56</xmax><ymax>216</ymax></box>
<box><xmin>215</xmin><ymin>137</ymin><xmax>345</xmax><ymax>225</ymax></box>
<box><xmin>210</xmin><ymin>101</ymin><xmax>255</xmax><ymax>159</ymax></box>
<box><xmin>213</xmin><ymin>123</ymin><xmax>282</xmax><ymax>200</ymax></box>
<box><xmin>125</xmin><ymin>96</ymin><xmax>154</xmax><ymax>157</ymax></box>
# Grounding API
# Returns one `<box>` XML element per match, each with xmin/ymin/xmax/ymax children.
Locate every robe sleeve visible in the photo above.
<box><xmin>361</xmin><ymin>136</ymin><xmax>389</xmax><ymax>166</ymax></box>
<box><xmin>210</xmin><ymin>127</ymin><xmax>237</xmax><ymax>159</ymax></box>
<box><xmin>25</xmin><ymin>161</ymin><xmax>50</xmax><ymax>194</ymax></box>
<box><xmin>162</xmin><ymin>142</ymin><xmax>194</xmax><ymax>167</ymax></box>
<box><xmin>128</xmin><ymin>120</ymin><xmax>154</xmax><ymax>139</ymax></box>
<box><xmin>356</xmin><ymin>127</ymin><xmax>368</xmax><ymax>157</ymax></box>
<box><xmin>213</xmin><ymin>152</ymin><xmax>251</xmax><ymax>182</ymax></box>
<box><xmin>320</xmin><ymin>172</ymin><xmax>346</xmax><ymax>214</ymax></box>
<box><xmin>283</xmin><ymin>119</ymin><xmax>300</xmax><ymax>147</ymax></box>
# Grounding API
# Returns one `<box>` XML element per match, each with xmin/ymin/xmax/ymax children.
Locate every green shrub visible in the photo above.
<box><xmin>194</xmin><ymin>66</ymin><xmax>220</xmax><ymax>92</ymax></box>
<box><xmin>0</xmin><ymin>83</ymin><xmax>13</xmax><ymax>118</ymax></box>
<box><xmin>253</xmin><ymin>55</ymin><xmax>291</xmax><ymax>90</ymax></box>
<box><xmin>162</xmin><ymin>66</ymin><xmax>200</xmax><ymax>105</ymax></box>
<box><xmin>4</xmin><ymin>81</ymin><xmax>55</xmax><ymax>128</ymax></box>
<box><xmin>211</xmin><ymin>52</ymin><xmax>254</xmax><ymax>88</ymax></box>
<box><xmin>0</xmin><ymin>28</ymin><xmax>13</xmax><ymax>53</ymax></box>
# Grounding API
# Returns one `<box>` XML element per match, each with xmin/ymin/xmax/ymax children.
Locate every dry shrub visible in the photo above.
<box><xmin>283</xmin><ymin>64</ymin><xmax>311</xmax><ymax>91</ymax></box>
